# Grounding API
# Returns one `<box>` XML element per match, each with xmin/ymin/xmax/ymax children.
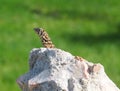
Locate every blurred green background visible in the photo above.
<box><xmin>0</xmin><ymin>0</ymin><xmax>120</xmax><ymax>90</ymax></box>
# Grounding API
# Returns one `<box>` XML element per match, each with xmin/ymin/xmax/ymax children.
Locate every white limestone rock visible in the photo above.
<box><xmin>17</xmin><ymin>48</ymin><xmax>120</xmax><ymax>91</ymax></box>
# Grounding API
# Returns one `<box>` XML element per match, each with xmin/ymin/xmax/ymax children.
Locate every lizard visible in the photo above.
<box><xmin>33</xmin><ymin>27</ymin><xmax>89</xmax><ymax>78</ymax></box>
<box><xmin>34</xmin><ymin>28</ymin><xmax>55</xmax><ymax>48</ymax></box>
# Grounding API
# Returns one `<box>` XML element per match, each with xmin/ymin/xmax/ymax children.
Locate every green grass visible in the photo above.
<box><xmin>0</xmin><ymin>0</ymin><xmax>120</xmax><ymax>90</ymax></box>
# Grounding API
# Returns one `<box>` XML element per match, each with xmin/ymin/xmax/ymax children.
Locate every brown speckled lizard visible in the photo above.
<box><xmin>34</xmin><ymin>27</ymin><xmax>89</xmax><ymax>78</ymax></box>
<box><xmin>34</xmin><ymin>28</ymin><xmax>55</xmax><ymax>48</ymax></box>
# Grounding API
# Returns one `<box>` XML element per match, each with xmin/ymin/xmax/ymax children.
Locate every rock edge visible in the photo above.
<box><xmin>17</xmin><ymin>48</ymin><xmax>120</xmax><ymax>91</ymax></box>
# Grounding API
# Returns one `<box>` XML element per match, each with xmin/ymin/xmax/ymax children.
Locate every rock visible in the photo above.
<box><xmin>17</xmin><ymin>48</ymin><xmax>120</xmax><ymax>91</ymax></box>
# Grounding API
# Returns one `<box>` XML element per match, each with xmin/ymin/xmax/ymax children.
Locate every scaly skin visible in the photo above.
<box><xmin>34</xmin><ymin>28</ymin><xmax>55</xmax><ymax>48</ymax></box>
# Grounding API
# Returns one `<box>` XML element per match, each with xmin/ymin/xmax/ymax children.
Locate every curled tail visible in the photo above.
<box><xmin>34</xmin><ymin>28</ymin><xmax>55</xmax><ymax>48</ymax></box>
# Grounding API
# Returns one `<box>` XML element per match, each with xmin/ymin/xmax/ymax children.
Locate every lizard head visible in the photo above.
<box><xmin>34</xmin><ymin>28</ymin><xmax>44</xmax><ymax>35</ymax></box>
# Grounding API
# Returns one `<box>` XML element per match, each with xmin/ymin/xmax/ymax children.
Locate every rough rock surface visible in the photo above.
<box><xmin>17</xmin><ymin>48</ymin><xmax>120</xmax><ymax>91</ymax></box>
